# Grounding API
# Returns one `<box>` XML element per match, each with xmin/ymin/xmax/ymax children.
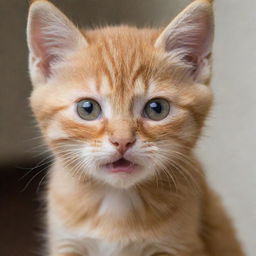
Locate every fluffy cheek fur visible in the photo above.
<box><xmin>40</xmin><ymin>119</ymin><xmax>179</xmax><ymax>189</ymax></box>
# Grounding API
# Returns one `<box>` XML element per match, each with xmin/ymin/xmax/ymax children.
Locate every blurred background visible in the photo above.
<box><xmin>0</xmin><ymin>0</ymin><xmax>255</xmax><ymax>255</ymax></box>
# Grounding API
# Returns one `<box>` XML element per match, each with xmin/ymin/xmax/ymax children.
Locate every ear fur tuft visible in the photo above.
<box><xmin>155</xmin><ymin>0</ymin><xmax>214</xmax><ymax>83</ymax></box>
<box><xmin>27</xmin><ymin>0</ymin><xmax>88</xmax><ymax>84</ymax></box>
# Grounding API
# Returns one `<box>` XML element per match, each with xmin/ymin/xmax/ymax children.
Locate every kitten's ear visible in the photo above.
<box><xmin>27</xmin><ymin>0</ymin><xmax>88</xmax><ymax>84</ymax></box>
<box><xmin>155</xmin><ymin>0</ymin><xmax>214</xmax><ymax>83</ymax></box>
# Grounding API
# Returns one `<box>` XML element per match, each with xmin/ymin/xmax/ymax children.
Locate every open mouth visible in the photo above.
<box><xmin>105</xmin><ymin>158</ymin><xmax>137</xmax><ymax>174</ymax></box>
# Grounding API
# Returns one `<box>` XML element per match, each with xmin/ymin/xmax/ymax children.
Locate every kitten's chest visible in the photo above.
<box><xmin>48</xmin><ymin>173</ymin><xmax>194</xmax><ymax>255</ymax></box>
<box><xmin>81</xmin><ymin>239</ymin><xmax>164</xmax><ymax>256</ymax></box>
<box><xmin>49</xmin><ymin>186</ymin><xmax>177</xmax><ymax>255</ymax></box>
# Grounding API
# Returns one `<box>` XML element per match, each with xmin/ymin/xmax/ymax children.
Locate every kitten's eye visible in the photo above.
<box><xmin>144</xmin><ymin>98</ymin><xmax>170</xmax><ymax>121</ymax></box>
<box><xmin>77</xmin><ymin>99</ymin><xmax>101</xmax><ymax>121</ymax></box>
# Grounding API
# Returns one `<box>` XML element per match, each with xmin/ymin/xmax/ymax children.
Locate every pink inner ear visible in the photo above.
<box><xmin>30</xmin><ymin>14</ymin><xmax>75</xmax><ymax>78</ymax></box>
<box><xmin>163</xmin><ymin>9</ymin><xmax>213</xmax><ymax>78</ymax></box>
<box><xmin>31</xmin><ymin>18</ymin><xmax>59</xmax><ymax>77</ymax></box>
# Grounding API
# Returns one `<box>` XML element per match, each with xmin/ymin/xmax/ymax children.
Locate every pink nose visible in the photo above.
<box><xmin>109</xmin><ymin>137</ymin><xmax>136</xmax><ymax>154</ymax></box>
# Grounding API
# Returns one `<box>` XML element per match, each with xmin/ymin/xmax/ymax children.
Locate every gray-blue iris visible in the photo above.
<box><xmin>77</xmin><ymin>99</ymin><xmax>101</xmax><ymax>121</ymax></box>
<box><xmin>144</xmin><ymin>98</ymin><xmax>170</xmax><ymax>121</ymax></box>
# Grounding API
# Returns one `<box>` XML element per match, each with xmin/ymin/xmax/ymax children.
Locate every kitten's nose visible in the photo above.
<box><xmin>109</xmin><ymin>137</ymin><xmax>136</xmax><ymax>154</ymax></box>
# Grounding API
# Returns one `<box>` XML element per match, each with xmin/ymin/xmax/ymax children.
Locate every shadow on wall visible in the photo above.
<box><xmin>0</xmin><ymin>0</ymin><xmax>189</xmax><ymax>166</ymax></box>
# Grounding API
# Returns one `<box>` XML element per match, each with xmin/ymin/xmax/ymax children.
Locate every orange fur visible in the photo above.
<box><xmin>27</xmin><ymin>0</ymin><xmax>244</xmax><ymax>255</ymax></box>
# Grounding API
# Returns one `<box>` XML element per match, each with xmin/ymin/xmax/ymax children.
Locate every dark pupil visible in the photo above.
<box><xmin>150</xmin><ymin>102</ymin><xmax>162</xmax><ymax>114</ymax></box>
<box><xmin>82</xmin><ymin>101</ymin><xmax>93</xmax><ymax>114</ymax></box>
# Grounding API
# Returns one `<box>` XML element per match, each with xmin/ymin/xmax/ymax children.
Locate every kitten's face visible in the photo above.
<box><xmin>28</xmin><ymin>0</ymin><xmax>213</xmax><ymax>188</ymax></box>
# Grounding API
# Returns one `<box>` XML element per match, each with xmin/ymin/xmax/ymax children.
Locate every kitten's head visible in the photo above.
<box><xmin>27</xmin><ymin>0</ymin><xmax>214</xmax><ymax>188</ymax></box>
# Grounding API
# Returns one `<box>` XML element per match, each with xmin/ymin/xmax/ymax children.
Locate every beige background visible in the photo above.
<box><xmin>0</xmin><ymin>0</ymin><xmax>255</xmax><ymax>255</ymax></box>
<box><xmin>197</xmin><ymin>0</ymin><xmax>256</xmax><ymax>255</ymax></box>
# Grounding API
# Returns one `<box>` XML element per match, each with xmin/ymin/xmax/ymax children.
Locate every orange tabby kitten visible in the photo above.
<box><xmin>27</xmin><ymin>0</ymin><xmax>245</xmax><ymax>255</ymax></box>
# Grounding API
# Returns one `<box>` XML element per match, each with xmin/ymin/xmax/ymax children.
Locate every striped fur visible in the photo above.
<box><xmin>27</xmin><ymin>0</ymin><xmax>244</xmax><ymax>256</ymax></box>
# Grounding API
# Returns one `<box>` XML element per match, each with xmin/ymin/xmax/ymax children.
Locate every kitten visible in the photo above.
<box><xmin>27</xmin><ymin>0</ymin><xmax>245</xmax><ymax>255</ymax></box>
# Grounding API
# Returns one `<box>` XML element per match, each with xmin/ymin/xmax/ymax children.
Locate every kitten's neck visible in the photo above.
<box><xmin>48</xmin><ymin>156</ymin><xmax>204</xmax><ymax>239</ymax></box>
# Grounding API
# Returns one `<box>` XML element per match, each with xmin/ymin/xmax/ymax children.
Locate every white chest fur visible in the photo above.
<box><xmin>98</xmin><ymin>187</ymin><xmax>144</xmax><ymax>216</ymax></box>
<box><xmin>81</xmin><ymin>239</ymin><xmax>158</xmax><ymax>256</ymax></box>
<box><xmin>49</xmin><ymin>231</ymin><xmax>165</xmax><ymax>256</ymax></box>
<box><xmin>48</xmin><ymin>188</ymin><xmax>173</xmax><ymax>256</ymax></box>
